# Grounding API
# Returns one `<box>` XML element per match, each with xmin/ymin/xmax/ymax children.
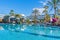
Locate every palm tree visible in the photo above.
<box><xmin>43</xmin><ymin>6</ymin><xmax>50</xmax><ymax>22</ymax></box>
<box><xmin>43</xmin><ymin>6</ymin><xmax>48</xmax><ymax>14</ymax></box>
<box><xmin>32</xmin><ymin>8</ymin><xmax>40</xmax><ymax>19</ymax></box>
<box><xmin>56</xmin><ymin>9</ymin><xmax>60</xmax><ymax>18</ymax></box>
<box><xmin>9</xmin><ymin>10</ymin><xmax>15</xmax><ymax>16</ymax></box>
<box><xmin>57</xmin><ymin>9</ymin><xmax>60</xmax><ymax>15</ymax></box>
<box><xmin>3</xmin><ymin>15</ymin><xmax>10</xmax><ymax>23</ymax></box>
<box><xmin>47</xmin><ymin>0</ymin><xmax>60</xmax><ymax>17</ymax></box>
<box><xmin>32</xmin><ymin>8</ymin><xmax>40</xmax><ymax>23</ymax></box>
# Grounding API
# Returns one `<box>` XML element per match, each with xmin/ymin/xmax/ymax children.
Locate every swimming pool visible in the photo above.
<box><xmin>0</xmin><ymin>23</ymin><xmax>60</xmax><ymax>40</ymax></box>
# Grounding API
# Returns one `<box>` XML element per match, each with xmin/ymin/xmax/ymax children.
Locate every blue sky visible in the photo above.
<box><xmin>0</xmin><ymin>0</ymin><xmax>47</xmax><ymax>16</ymax></box>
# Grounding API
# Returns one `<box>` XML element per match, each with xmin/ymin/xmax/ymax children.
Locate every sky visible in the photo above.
<box><xmin>0</xmin><ymin>0</ymin><xmax>49</xmax><ymax>16</ymax></box>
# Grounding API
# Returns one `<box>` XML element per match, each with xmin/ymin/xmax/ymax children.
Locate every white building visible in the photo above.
<box><xmin>0</xmin><ymin>14</ymin><xmax>5</xmax><ymax>22</ymax></box>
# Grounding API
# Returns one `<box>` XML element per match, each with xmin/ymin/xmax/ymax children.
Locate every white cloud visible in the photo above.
<box><xmin>39</xmin><ymin>1</ymin><xmax>47</xmax><ymax>6</ymax></box>
<box><xmin>0</xmin><ymin>14</ymin><xmax>5</xmax><ymax>18</ymax></box>
<box><xmin>21</xmin><ymin>14</ymin><xmax>26</xmax><ymax>17</ymax></box>
<box><xmin>33</xmin><ymin>8</ymin><xmax>45</xmax><ymax>15</ymax></box>
<box><xmin>43</xmin><ymin>2</ymin><xmax>47</xmax><ymax>5</ymax></box>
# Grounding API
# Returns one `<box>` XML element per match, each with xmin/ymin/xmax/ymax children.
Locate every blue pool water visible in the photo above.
<box><xmin>0</xmin><ymin>23</ymin><xmax>60</xmax><ymax>40</ymax></box>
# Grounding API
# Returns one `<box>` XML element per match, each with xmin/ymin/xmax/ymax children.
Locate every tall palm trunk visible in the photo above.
<box><xmin>34</xmin><ymin>13</ymin><xmax>37</xmax><ymax>23</ymax></box>
<box><xmin>54</xmin><ymin>2</ymin><xmax>56</xmax><ymax>18</ymax></box>
<box><xmin>32</xmin><ymin>9</ymin><xmax>39</xmax><ymax>24</ymax></box>
<box><xmin>35</xmin><ymin>13</ymin><xmax>36</xmax><ymax>19</ymax></box>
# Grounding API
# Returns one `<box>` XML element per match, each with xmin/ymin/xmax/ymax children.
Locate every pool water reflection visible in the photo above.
<box><xmin>0</xmin><ymin>23</ymin><xmax>60</xmax><ymax>40</ymax></box>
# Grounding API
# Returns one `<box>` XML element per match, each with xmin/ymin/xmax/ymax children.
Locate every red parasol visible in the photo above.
<box><xmin>52</xmin><ymin>18</ymin><xmax>58</xmax><ymax>23</ymax></box>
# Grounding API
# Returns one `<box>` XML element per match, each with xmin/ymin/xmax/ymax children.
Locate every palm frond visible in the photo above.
<box><xmin>57</xmin><ymin>0</ymin><xmax>60</xmax><ymax>3</ymax></box>
<box><xmin>47</xmin><ymin>1</ymin><xmax>53</xmax><ymax>5</ymax></box>
<box><xmin>44</xmin><ymin>6</ymin><xmax>48</xmax><ymax>9</ymax></box>
<box><xmin>49</xmin><ymin>6</ymin><xmax>53</xmax><ymax>12</ymax></box>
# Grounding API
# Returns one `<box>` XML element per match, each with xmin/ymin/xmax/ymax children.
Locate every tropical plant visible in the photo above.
<box><xmin>15</xmin><ymin>14</ymin><xmax>22</xmax><ymax>18</ymax></box>
<box><xmin>20</xmin><ymin>18</ymin><xmax>25</xmax><ymax>24</ymax></box>
<box><xmin>32</xmin><ymin>8</ymin><xmax>40</xmax><ymax>20</ymax></box>
<box><xmin>44</xmin><ymin>13</ymin><xmax>50</xmax><ymax>22</ymax></box>
<box><xmin>32</xmin><ymin>8</ymin><xmax>40</xmax><ymax>24</ymax></box>
<box><xmin>3</xmin><ymin>15</ymin><xmax>10</xmax><ymax>23</ymax></box>
<box><xmin>57</xmin><ymin>9</ymin><xmax>60</xmax><ymax>15</ymax></box>
<box><xmin>43</xmin><ymin>6</ymin><xmax>50</xmax><ymax>22</ymax></box>
<box><xmin>9</xmin><ymin>10</ymin><xmax>15</xmax><ymax>16</ymax></box>
<box><xmin>15</xmin><ymin>14</ymin><xmax>22</xmax><ymax>24</ymax></box>
<box><xmin>43</xmin><ymin>6</ymin><xmax>48</xmax><ymax>14</ymax></box>
<box><xmin>47</xmin><ymin>0</ymin><xmax>60</xmax><ymax>17</ymax></box>
<box><xmin>26</xmin><ymin>18</ymin><xmax>30</xmax><ymax>24</ymax></box>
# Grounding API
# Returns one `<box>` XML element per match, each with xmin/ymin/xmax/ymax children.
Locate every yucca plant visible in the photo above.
<box><xmin>15</xmin><ymin>14</ymin><xmax>22</xmax><ymax>18</ymax></box>
<box><xmin>26</xmin><ymin>18</ymin><xmax>30</xmax><ymax>24</ymax></box>
<box><xmin>45</xmin><ymin>13</ymin><xmax>50</xmax><ymax>22</ymax></box>
<box><xmin>15</xmin><ymin>14</ymin><xmax>22</xmax><ymax>24</ymax></box>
